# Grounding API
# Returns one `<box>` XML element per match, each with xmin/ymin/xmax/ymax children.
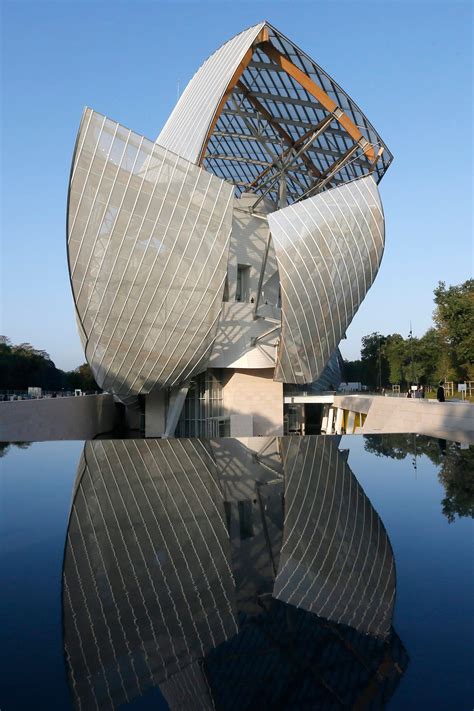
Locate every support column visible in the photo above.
<box><xmin>326</xmin><ymin>406</ymin><xmax>335</xmax><ymax>434</ymax></box>
<box><xmin>335</xmin><ymin>407</ymin><xmax>344</xmax><ymax>435</ymax></box>
<box><xmin>346</xmin><ymin>410</ymin><xmax>355</xmax><ymax>434</ymax></box>
<box><xmin>164</xmin><ymin>383</ymin><xmax>189</xmax><ymax>438</ymax></box>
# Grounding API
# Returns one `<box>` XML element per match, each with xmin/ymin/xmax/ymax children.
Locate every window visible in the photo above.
<box><xmin>175</xmin><ymin>369</ymin><xmax>229</xmax><ymax>437</ymax></box>
<box><xmin>238</xmin><ymin>500</ymin><xmax>253</xmax><ymax>539</ymax></box>
<box><xmin>236</xmin><ymin>264</ymin><xmax>250</xmax><ymax>302</ymax></box>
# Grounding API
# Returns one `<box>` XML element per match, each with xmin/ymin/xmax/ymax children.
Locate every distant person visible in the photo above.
<box><xmin>406</xmin><ymin>387</ymin><xmax>412</xmax><ymax>398</ymax></box>
<box><xmin>419</xmin><ymin>385</ymin><xmax>425</xmax><ymax>399</ymax></box>
<box><xmin>437</xmin><ymin>381</ymin><xmax>445</xmax><ymax>402</ymax></box>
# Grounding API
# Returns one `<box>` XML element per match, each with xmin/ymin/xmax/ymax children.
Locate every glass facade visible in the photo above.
<box><xmin>176</xmin><ymin>370</ymin><xmax>230</xmax><ymax>438</ymax></box>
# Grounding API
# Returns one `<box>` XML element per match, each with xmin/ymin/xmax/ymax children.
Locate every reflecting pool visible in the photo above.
<box><xmin>1</xmin><ymin>435</ymin><xmax>473</xmax><ymax>710</ymax></box>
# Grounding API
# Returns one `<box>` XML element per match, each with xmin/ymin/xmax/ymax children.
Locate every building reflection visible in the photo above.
<box><xmin>63</xmin><ymin>436</ymin><xmax>408</xmax><ymax>710</ymax></box>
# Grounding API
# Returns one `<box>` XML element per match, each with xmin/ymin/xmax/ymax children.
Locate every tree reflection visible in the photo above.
<box><xmin>364</xmin><ymin>434</ymin><xmax>474</xmax><ymax>523</ymax></box>
<box><xmin>438</xmin><ymin>445</ymin><xmax>474</xmax><ymax>523</ymax></box>
<box><xmin>0</xmin><ymin>442</ymin><xmax>32</xmax><ymax>457</ymax></box>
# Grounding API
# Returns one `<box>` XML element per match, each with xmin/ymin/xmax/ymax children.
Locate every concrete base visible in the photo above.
<box><xmin>0</xmin><ymin>394</ymin><xmax>116</xmax><ymax>441</ymax></box>
<box><xmin>332</xmin><ymin>395</ymin><xmax>474</xmax><ymax>444</ymax></box>
<box><xmin>145</xmin><ymin>390</ymin><xmax>166</xmax><ymax>437</ymax></box>
<box><xmin>223</xmin><ymin>368</ymin><xmax>283</xmax><ymax>436</ymax></box>
<box><xmin>361</xmin><ymin>398</ymin><xmax>474</xmax><ymax>444</ymax></box>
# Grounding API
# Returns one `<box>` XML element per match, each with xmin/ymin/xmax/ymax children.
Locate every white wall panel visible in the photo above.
<box><xmin>67</xmin><ymin>109</ymin><xmax>234</xmax><ymax>402</ymax></box>
<box><xmin>156</xmin><ymin>23</ymin><xmax>265</xmax><ymax>164</ymax></box>
<box><xmin>268</xmin><ymin>176</ymin><xmax>385</xmax><ymax>384</ymax></box>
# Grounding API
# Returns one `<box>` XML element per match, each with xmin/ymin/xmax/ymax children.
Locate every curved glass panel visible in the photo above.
<box><xmin>156</xmin><ymin>23</ymin><xmax>265</xmax><ymax>164</ymax></box>
<box><xmin>268</xmin><ymin>175</ymin><xmax>385</xmax><ymax>383</ymax></box>
<box><xmin>313</xmin><ymin>347</ymin><xmax>344</xmax><ymax>391</ymax></box>
<box><xmin>67</xmin><ymin>109</ymin><xmax>234</xmax><ymax>400</ymax></box>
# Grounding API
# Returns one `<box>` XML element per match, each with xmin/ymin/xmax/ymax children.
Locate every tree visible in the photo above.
<box><xmin>345</xmin><ymin>280</ymin><xmax>473</xmax><ymax>389</ymax></box>
<box><xmin>416</xmin><ymin>328</ymin><xmax>444</xmax><ymax>385</ymax></box>
<box><xmin>64</xmin><ymin>363</ymin><xmax>100</xmax><ymax>392</ymax></box>
<box><xmin>343</xmin><ymin>359</ymin><xmax>364</xmax><ymax>383</ymax></box>
<box><xmin>0</xmin><ymin>338</ymin><xmax>63</xmax><ymax>390</ymax></box>
<box><xmin>360</xmin><ymin>333</ymin><xmax>390</xmax><ymax>388</ymax></box>
<box><xmin>364</xmin><ymin>433</ymin><xmax>443</xmax><ymax>464</ymax></box>
<box><xmin>384</xmin><ymin>334</ymin><xmax>407</xmax><ymax>386</ymax></box>
<box><xmin>433</xmin><ymin>280</ymin><xmax>474</xmax><ymax>380</ymax></box>
<box><xmin>0</xmin><ymin>338</ymin><xmax>99</xmax><ymax>392</ymax></box>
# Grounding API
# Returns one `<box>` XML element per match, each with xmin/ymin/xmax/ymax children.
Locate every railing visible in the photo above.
<box><xmin>0</xmin><ymin>390</ymin><xmax>100</xmax><ymax>401</ymax></box>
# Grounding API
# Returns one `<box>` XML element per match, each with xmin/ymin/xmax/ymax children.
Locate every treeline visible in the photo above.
<box><xmin>0</xmin><ymin>336</ymin><xmax>99</xmax><ymax>392</ymax></box>
<box><xmin>344</xmin><ymin>280</ymin><xmax>473</xmax><ymax>388</ymax></box>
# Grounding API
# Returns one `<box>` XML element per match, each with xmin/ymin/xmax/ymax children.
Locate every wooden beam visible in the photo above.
<box><xmin>197</xmin><ymin>27</ymin><xmax>268</xmax><ymax>166</ymax></box>
<box><xmin>258</xmin><ymin>41</ymin><xmax>376</xmax><ymax>164</ymax></box>
<box><xmin>197</xmin><ymin>27</ymin><xmax>377</xmax><ymax>181</ymax></box>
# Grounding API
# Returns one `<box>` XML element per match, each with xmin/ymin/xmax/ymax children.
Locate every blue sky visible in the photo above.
<box><xmin>1</xmin><ymin>0</ymin><xmax>472</xmax><ymax>370</ymax></box>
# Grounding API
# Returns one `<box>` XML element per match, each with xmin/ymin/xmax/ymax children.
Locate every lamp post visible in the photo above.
<box><xmin>408</xmin><ymin>324</ymin><xmax>415</xmax><ymax>384</ymax></box>
<box><xmin>378</xmin><ymin>337</ymin><xmax>383</xmax><ymax>391</ymax></box>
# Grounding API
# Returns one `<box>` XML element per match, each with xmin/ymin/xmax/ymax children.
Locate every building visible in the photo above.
<box><xmin>67</xmin><ymin>22</ymin><xmax>391</xmax><ymax>437</ymax></box>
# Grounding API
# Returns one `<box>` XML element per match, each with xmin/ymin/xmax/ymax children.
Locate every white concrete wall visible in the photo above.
<box><xmin>222</xmin><ymin>368</ymin><xmax>283</xmax><ymax>436</ymax></box>
<box><xmin>361</xmin><ymin>398</ymin><xmax>474</xmax><ymax>443</ymax></box>
<box><xmin>230</xmin><ymin>414</ymin><xmax>254</xmax><ymax>437</ymax></box>
<box><xmin>226</xmin><ymin>193</ymin><xmax>277</xmax><ymax>303</ymax></box>
<box><xmin>209</xmin><ymin>302</ymin><xmax>277</xmax><ymax>368</ymax></box>
<box><xmin>210</xmin><ymin>193</ymin><xmax>280</xmax><ymax>370</ymax></box>
<box><xmin>0</xmin><ymin>394</ymin><xmax>116</xmax><ymax>441</ymax></box>
<box><xmin>333</xmin><ymin>395</ymin><xmax>474</xmax><ymax>444</ymax></box>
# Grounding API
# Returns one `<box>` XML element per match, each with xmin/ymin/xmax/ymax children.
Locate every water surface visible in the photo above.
<box><xmin>1</xmin><ymin>435</ymin><xmax>472</xmax><ymax>710</ymax></box>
